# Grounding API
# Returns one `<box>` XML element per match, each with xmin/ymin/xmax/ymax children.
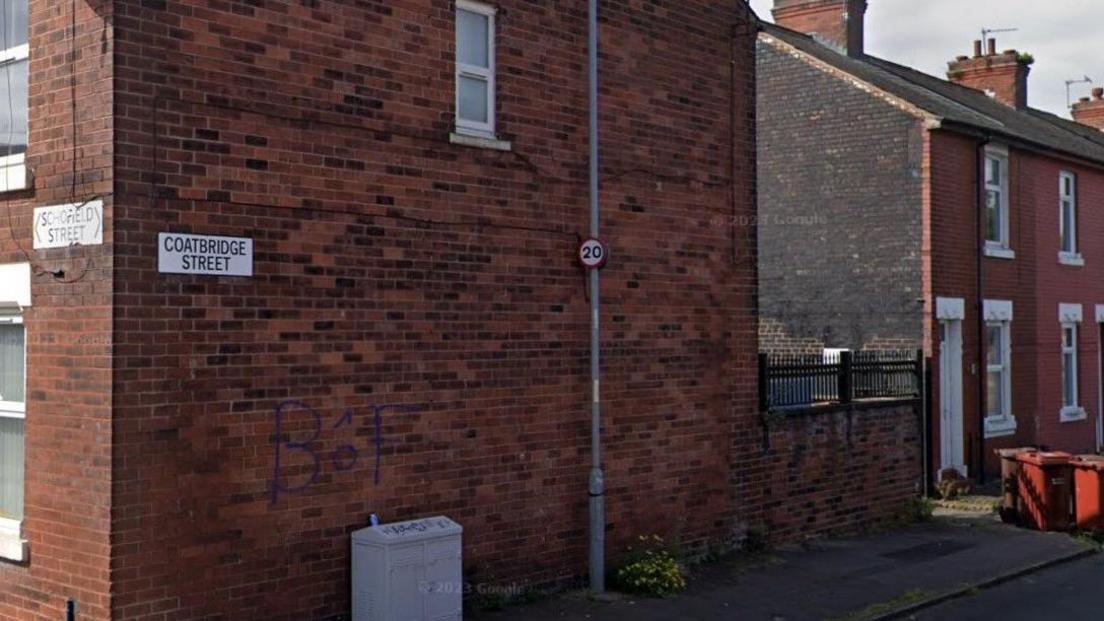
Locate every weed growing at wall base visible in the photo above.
<box><xmin>613</xmin><ymin>535</ymin><xmax>687</xmax><ymax>598</ymax></box>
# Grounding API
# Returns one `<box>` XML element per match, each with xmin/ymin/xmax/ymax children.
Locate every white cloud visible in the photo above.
<box><xmin>749</xmin><ymin>0</ymin><xmax>1104</xmax><ymax>116</ymax></box>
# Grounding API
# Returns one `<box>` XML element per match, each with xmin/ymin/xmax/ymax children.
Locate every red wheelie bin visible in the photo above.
<box><xmin>1016</xmin><ymin>451</ymin><xmax>1073</xmax><ymax>532</ymax></box>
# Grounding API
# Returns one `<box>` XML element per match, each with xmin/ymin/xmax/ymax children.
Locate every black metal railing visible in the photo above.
<box><xmin>758</xmin><ymin>349</ymin><xmax>922</xmax><ymax>410</ymax></box>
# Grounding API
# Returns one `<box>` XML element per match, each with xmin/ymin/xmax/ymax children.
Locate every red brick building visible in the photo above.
<box><xmin>0</xmin><ymin>1</ymin><xmax>764</xmax><ymax>619</ymax></box>
<box><xmin>758</xmin><ymin>0</ymin><xmax>1104</xmax><ymax>481</ymax></box>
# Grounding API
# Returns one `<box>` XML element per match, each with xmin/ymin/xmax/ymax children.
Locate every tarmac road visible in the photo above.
<box><xmin>910</xmin><ymin>553</ymin><xmax>1104</xmax><ymax>620</ymax></box>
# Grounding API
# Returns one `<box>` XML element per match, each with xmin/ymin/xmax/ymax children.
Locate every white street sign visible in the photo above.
<box><xmin>578</xmin><ymin>238</ymin><xmax>609</xmax><ymax>270</ymax></box>
<box><xmin>158</xmin><ymin>232</ymin><xmax>253</xmax><ymax>277</ymax></box>
<box><xmin>33</xmin><ymin>200</ymin><xmax>104</xmax><ymax>249</ymax></box>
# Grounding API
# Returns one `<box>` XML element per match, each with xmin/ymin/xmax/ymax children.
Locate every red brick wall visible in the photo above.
<box><xmin>928</xmin><ymin>131</ymin><xmax>1035</xmax><ymax>478</ymax></box>
<box><xmin>1019</xmin><ymin>151</ymin><xmax>1104</xmax><ymax>456</ymax></box>
<box><xmin>754</xmin><ymin>403</ymin><xmax>921</xmax><ymax>541</ymax></box>
<box><xmin>107</xmin><ymin>2</ymin><xmax>759</xmax><ymax>619</ymax></box>
<box><xmin>0</xmin><ymin>1</ymin><xmax>115</xmax><ymax>620</ymax></box>
<box><xmin>928</xmin><ymin>130</ymin><xmax>1104</xmax><ymax>479</ymax></box>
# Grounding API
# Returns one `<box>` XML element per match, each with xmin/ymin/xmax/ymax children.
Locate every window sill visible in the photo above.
<box><xmin>1059</xmin><ymin>252</ymin><xmax>1085</xmax><ymax>267</ymax></box>
<box><xmin>984</xmin><ymin>246</ymin><xmax>1015</xmax><ymax>260</ymax></box>
<box><xmin>1060</xmin><ymin>406</ymin><xmax>1087</xmax><ymax>423</ymax></box>
<box><xmin>0</xmin><ymin>520</ymin><xmax>26</xmax><ymax>563</ymax></box>
<box><xmin>449</xmin><ymin>132</ymin><xmax>512</xmax><ymax>152</ymax></box>
<box><xmin>984</xmin><ymin>415</ymin><xmax>1017</xmax><ymax>438</ymax></box>
<box><xmin>0</xmin><ymin>162</ymin><xmax>29</xmax><ymax>195</ymax></box>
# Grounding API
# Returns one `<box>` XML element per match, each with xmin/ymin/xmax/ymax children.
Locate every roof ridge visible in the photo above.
<box><xmin>759</xmin><ymin>21</ymin><xmax>1104</xmax><ymax>167</ymax></box>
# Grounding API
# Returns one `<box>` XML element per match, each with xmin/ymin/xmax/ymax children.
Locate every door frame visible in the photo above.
<box><xmin>1097</xmin><ymin>307</ymin><xmax>1104</xmax><ymax>452</ymax></box>
<box><xmin>936</xmin><ymin>297</ymin><xmax>967</xmax><ymax>478</ymax></box>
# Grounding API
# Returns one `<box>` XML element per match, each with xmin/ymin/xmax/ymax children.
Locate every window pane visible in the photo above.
<box><xmin>0</xmin><ymin>323</ymin><xmax>24</xmax><ymax>404</ymax></box>
<box><xmin>458</xmin><ymin>75</ymin><xmax>488</xmax><ymax>123</ymax></box>
<box><xmin>986</xmin><ymin>157</ymin><xmax>1001</xmax><ymax>185</ymax></box>
<box><xmin>0</xmin><ymin>0</ymin><xmax>27</xmax><ymax>50</ymax></box>
<box><xmin>1063</xmin><ymin>351</ymin><xmax>1076</xmax><ymax>406</ymax></box>
<box><xmin>986</xmin><ymin>326</ymin><xmax>1001</xmax><ymax>364</ymax></box>
<box><xmin>1063</xmin><ymin>327</ymin><xmax>1074</xmax><ymax>349</ymax></box>
<box><xmin>986</xmin><ymin>191</ymin><xmax>1001</xmax><ymax>241</ymax></box>
<box><xmin>987</xmin><ymin>370</ymin><xmax>1003</xmax><ymax>417</ymax></box>
<box><xmin>1062</xmin><ymin>202</ymin><xmax>1074</xmax><ymax>251</ymax></box>
<box><xmin>0</xmin><ymin>416</ymin><xmax>21</xmax><ymax>520</ymax></box>
<box><xmin>457</xmin><ymin>9</ymin><xmax>489</xmax><ymax>68</ymax></box>
<box><xmin>0</xmin><ymin>57</ymin><xmax>28</xmax><ymax>158</ymax></box>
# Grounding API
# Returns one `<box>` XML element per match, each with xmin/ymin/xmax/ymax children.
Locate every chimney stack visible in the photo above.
<box><xmin>1071</xmin><ymin>87</ymin><xmax>1104</xmax><ymax>131</ymax></box>
<box><xmin>773</xmin><ymin>0</ymin><xmax>868</xmax><ymax>57</ymax></box>
<box><xmin>946</xmin><ymin>38</ymin><xmax>1033</xmax><ymax>109</ymax></box>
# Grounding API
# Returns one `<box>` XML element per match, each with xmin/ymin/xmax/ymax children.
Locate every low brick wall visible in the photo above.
<box><xmin>753</xmin><ymin>401</ymin><xmax>922</xmax><ymax>542</ymax></box>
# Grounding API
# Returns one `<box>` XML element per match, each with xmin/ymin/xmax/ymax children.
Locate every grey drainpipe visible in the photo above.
<box><xmin>976</xmin><ymin>136</ymin><xmax>991</xmax><ymax>484</ymax></box>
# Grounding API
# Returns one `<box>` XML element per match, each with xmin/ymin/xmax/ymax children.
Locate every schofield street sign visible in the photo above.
<box><xmin>158</xmin><ymin>232</ymin><xmax>253</xmax><ymax>277</ymax></box>
<box><xmin>33</xmin><ymin>200</ymin><xmax>104</xmax><ymax>249</ymax></box>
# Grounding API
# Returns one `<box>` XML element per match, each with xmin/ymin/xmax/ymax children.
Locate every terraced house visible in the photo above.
<box><xmin>758</xmin><ymin>0</ymin><xmax>1104</xmax><ymax>481</ymax></box>
<box><xmin>0</xmin><ymin>1</ymin><xmax>762</xmax><ymax>619</ymax></box>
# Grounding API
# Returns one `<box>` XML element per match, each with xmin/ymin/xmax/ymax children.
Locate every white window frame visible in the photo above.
<box><xmin>983</xmin><ymin>145</ymin><xmax>1013</xmax><ymax>259</ymax></box>
<box><xmin>983</xmin><ymin>300</ymin><xmax>1015</xmax><ymax>438</ymax></box>
<box><xmin>1059</xmin><ymin>303</ymin><xmax>1086</xmax><ymax>422</ymax></box>
<box><xmin>0</xmin><ymin>314</ymin><xmax>24</xmax><ymax>418</ymax></box>
<box><xmin>454</xmin><ymin>0</ymin><xmax>497</xmax><ymax>139</ymax></box>
<box><xmin>0</xmin><ymin>262</ymin><xmax>29</xmax><ymax>561</ymax></box>
<box><xmin>1059</xmin><ymin>171</ymin><xmax>1083</xmax><ymax>265</ymax></box>
<box><xmin>0</xmin><ymin>38</ymin><xmax>28</xmax><ymax>193</ymax></box>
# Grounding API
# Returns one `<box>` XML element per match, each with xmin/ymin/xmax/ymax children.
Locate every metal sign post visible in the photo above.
<box><xmin>587</xmin><ymin>0</ymin><xmax>606</xmax><ymax>595</ymax></box>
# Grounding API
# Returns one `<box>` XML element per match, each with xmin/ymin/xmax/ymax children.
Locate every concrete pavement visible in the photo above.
<box><xmin>479</xmin><ymin>517</ymin><xmax>1097</xmax><ymax>621</ymax></box>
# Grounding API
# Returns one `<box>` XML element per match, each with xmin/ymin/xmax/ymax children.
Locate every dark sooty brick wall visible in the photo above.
<box><xmin>757</xmin><ymin>37</ymin><xmax>924</xmax><ymax>353</ymax></box>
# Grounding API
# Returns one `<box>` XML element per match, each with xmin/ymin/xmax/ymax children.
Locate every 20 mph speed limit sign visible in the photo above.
<box><xmin>578</xmin><ymin>238</ymin><xmax>610</xmax><ymax>270</ymax></box>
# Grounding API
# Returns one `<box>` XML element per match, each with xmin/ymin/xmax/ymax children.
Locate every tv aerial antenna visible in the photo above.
<box><xmin>1066</xmin><ymin>76</ymin><xmax>1094</xmax><ymax>108</ymax></box>
<box><xmin>981</xmin><ymin>27</ymin><xmax>1019</xmax><ymax>41</ymax></box>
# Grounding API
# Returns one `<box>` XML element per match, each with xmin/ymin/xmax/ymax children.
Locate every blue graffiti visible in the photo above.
<box><xmin>270</xmin><ymin>400</ymin><xmax>417</xmax><ymax>505</ymax></box>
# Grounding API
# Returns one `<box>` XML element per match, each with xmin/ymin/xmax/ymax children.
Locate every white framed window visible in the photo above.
<box><xmin>983</xmin><ymin>300</ymin><xmax>1015</xmax><ymax>438</ymax></box>
<box><xmin>0</xmin><ymin>0</ymin><xmax>28</xmax><ymax>193</ymax></box>
<box><xmin>0</xmin><ymin>262</ymin><xmax>29</xmax><ymax>562</ymax></box>
<box><xmin>1059</xmin><ymin>171</ymin><xmax>1082</xmax><ymax>265</ymax></box>
<box><xmin>455</xmin><ymin>0</ymin><xmax>496</xmax><ymax>139</ymax></box>
<box><xmin>1061</xmin><ymin>324</ymin><xmax>1080</xmax><ymax>413</ymax></box>
<box><xmin>1059</xmin><ymin>302</ymin><xmax>1086</xmax><ymax>422</ymax></box>
<box><xmin>984</xmin><ymin>145</ymin><xmax>1012</xmax><ymax>259</ymax></box>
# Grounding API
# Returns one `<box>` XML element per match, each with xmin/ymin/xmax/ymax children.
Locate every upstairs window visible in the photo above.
<box><xmin>984</xmin><ymin>146</ymin><xmax>1011</xmax><ymax>257</ymax></box>
<box><xmin>1059</xmin><ymin>171</ymin><xmax>1081</xmax><ymax>265</ymax></box>
<box><xmin>455</xmin><ymin>0</ymin><xmax>496</xmax><ymax>138</ymax></box>
<box><xmin>0</xmin><ymin>0</ymin><xmax>27</xmax><ymax>192</ymax></box>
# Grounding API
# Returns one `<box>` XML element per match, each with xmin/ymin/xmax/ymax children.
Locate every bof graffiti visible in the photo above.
<box><xmin>269</xmin><ymin>400</ymin><xmax>416</xmax><ymax>505</ymax></box>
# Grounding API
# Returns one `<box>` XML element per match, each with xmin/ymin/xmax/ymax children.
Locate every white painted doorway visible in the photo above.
<box><xmin>939</xmin><ymin>319</ymin><xmax>966</xmax><ymax>477</ymax></box>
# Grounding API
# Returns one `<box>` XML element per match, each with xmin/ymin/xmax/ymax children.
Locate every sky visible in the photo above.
<box><xmin>748</xmin><ymin>0</ymin><xmax>1104</xmax><ymax>118</ymax></box>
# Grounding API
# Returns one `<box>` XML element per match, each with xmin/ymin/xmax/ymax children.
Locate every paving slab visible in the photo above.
<box><xmin>477</xmin><ymin>518</ymin><xmax>1097</xmax><ymax>621</ymax></box>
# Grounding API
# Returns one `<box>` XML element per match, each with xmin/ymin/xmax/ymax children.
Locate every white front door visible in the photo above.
<box><xmin>939</xmin><ymin>320</ymin><xmax>966</xmax><ymax>477</ymax></box>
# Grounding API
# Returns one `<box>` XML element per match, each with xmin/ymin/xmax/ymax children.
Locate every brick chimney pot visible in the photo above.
<box><xmin>773</xmin><ymin>0</ymin><xmax>868</xmax><ymax>57</ymax></box>
<box><xmin>947</xmin><ymin>38</ymin><xmax>1031</xmax><ymax>108</ymax></box>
